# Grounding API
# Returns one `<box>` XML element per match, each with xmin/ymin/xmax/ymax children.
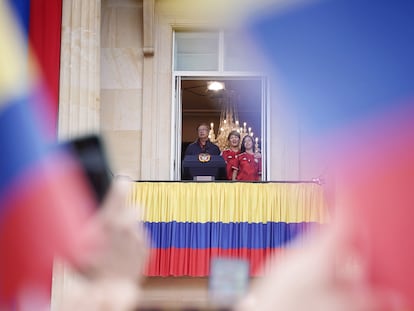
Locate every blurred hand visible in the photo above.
<box><xmin>235</xmin><ymin>225</ymin><xmax>379</xmax><ymax>311</ymax></box>
<box><xmin>86</xmin><ymin>180</ymin><xmax>148</xmax><ymax>280</ymax></box>
<box><xmin>61</xmin><ymin>180</ymin><xmax>149</xmax><ymax>311</ymax></box>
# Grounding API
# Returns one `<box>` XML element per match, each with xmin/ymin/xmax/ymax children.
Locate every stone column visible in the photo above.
<box><xmin>140</xmin><ymin>0</ymin><xmax>156</xmax><ymax>179</ymax></box>
<box><xmin>51</xmin><ymin>1</ymin><xmax>101</xmax><ymax>310</ymax></box>
<box><xmin>58</xmin><ymin>0</ymin><xmax>101</xmax><ymax>140</ymax></box>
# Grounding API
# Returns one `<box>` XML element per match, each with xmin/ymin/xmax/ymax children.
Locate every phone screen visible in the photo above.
<box><xmin>208</xmin><ymin>257</ymin><xmax>250</xmax><ymax>305</ymax></box>
<box><xmin>66</xmin><ymin>135</ymin><xmax>112</xmax><ymax>205</ymax></box>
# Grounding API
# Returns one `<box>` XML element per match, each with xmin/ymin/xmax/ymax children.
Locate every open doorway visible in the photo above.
<box><xmin>179</xmin><ymin>77</ymin><xmax>264</xmax><ymax>180</ymax></box>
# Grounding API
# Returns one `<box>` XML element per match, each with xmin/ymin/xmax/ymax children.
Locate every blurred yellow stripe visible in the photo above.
<box><xmin>0</xmin><ymin>2</ymin><xmax>28</xmax><ymax>104</ymax></box>
<box><xmin>126</xmin><ymin>182</ymin><xmax>329</xmax><ymax>224</ymax></box>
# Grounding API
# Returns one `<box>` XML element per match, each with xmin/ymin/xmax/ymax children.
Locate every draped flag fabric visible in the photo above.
<box><xmin>128</xmin><ymin>182</ymin><xmax>328</xmax><ymax>276</ymax></box>
<box><xmin>144</xmin><ymin>221</ymin><xmax>316</xmax><ymax>276</ymax></box>
<box><xmin>0</xmin><ymin>2</ymin><xmax>98</xmax><ymax>307</ymax></box>
<box><xmin>247</xmin><ymin>0</ymin><xmax>414</xmax><ymax>306</ymax></box>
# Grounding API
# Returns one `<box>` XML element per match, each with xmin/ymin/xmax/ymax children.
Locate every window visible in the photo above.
<box><xmin>172</xmin><ymin>30</ymin><xmax>268</xmax><ymax>180</ymax></box>
<box><xmin>174</xmin><ymin>29</ymin><xmax>261</xmax><ymax>73</ymax></box>
<box><xmin>174</xmin><ymin>31</ymin><xmax>219</xmax><ymax>71</ymax></box>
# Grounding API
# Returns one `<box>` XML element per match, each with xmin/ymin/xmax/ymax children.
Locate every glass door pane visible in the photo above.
<box><xmin>174</xmin><ymin>31</ymin><xmax>219</xmax><ymax>71</ymax></box>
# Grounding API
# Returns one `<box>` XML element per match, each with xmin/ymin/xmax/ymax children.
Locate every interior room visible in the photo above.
<box><xmin>181</xmin><ymin>78</ymin><xmax>262</xmax><ymax>159</ymax></box>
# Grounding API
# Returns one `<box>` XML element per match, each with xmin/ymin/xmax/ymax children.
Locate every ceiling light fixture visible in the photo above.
<box><xmin>207</xmin><ymin>81</ymin><xmax>225</xmax><ymax>91</ymax></box>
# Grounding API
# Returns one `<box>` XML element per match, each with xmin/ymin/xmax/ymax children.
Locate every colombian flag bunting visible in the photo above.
<box><xmin>129</xmin><ymin>182</ymin><xmax>327</xmax><ymax>277</ymax></box>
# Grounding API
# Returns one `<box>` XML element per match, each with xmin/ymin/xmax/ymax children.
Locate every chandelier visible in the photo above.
<box><xmin>208</xmin><ymin>88</ymin><xmax>259</xmax><ymax>152</ymax></box>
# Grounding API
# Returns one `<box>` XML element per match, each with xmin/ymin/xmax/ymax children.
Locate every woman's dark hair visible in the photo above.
<box><xmin>240</xmin><ymin>135</ymin><xmax>254</xmax><ymax>153</ymax></box>
<box><xmin>227</xmin><ymin>130</ymin><xmax>241</xmax><ymax>141</ymax></box>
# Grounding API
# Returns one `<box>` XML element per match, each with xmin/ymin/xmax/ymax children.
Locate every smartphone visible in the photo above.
<box><xmin>208</xmin><ymin>257</ymin><xmax>250</xmax><ymax>305</ymax></box>
<box><xmin>65</xmin><ymin>135</ymin><xmax>112</xmax><ymax>205</ymax></box>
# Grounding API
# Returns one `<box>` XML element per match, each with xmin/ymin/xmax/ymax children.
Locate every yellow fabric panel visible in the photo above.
<box><xmin>126</xmin><ymin>182</ymin><xmax>329</xmax><ymax>224</ymax></box>
<box><xmin>0</xmin><ymin>3</ymin><xmax>28</xmax><ymax>103</ymax></box>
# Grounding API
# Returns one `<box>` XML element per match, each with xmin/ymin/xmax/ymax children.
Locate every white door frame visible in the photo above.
<box><xmin>171</xmin><ymin>74</ymin><xmax>269</xmax><ymax>180</ymax></box>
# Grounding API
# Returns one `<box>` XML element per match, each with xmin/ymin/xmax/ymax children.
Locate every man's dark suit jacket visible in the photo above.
<box><xmin>184</xmin><ymin>139</ymin><xmax>220</xmax><ymax>155</ymax></box>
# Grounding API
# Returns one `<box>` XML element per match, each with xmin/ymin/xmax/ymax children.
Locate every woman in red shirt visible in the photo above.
<box><xmin>232</xmin><ymin>135</ymin><xmax>262</xmax><ymax>181</ymax></box>
<box><xmin>221</xmin><ymin>130</ymin><xmax>241</xmax><ymax>180</ymax></box>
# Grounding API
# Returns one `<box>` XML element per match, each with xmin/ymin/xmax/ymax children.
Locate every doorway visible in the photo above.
<box><xmin>174</xmin><ymin>77</ymin><xmax>266</xmax><ymax>180</ymax></box>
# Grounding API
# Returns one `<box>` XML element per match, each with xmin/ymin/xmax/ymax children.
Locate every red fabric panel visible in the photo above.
<box><xmin>28</xmin><ymin>0</ymin><xmax>62</xmax><ymax>136</ymax></box>
<box><xmin>144</xmin><ymin>248</ymin><xmax>284</xmax><ymax>277</ymax></box>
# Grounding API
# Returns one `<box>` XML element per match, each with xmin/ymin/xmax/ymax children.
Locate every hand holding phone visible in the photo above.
<box><xmin>65</xmin><ymin>135</ymin><xmax>112</xmax><ymax>205</ymax></box>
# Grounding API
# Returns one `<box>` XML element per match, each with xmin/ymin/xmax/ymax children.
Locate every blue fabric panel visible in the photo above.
<box><xmin>144</xmin><ymin>221</ymin><xmax>320</xmax><ymax>249</ymax></box>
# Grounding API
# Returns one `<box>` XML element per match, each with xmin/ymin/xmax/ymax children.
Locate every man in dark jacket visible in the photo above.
<box><xmin>184</xmin><ymin>123</ymin><xmax>220</xmax><ymax>155</ymax></box>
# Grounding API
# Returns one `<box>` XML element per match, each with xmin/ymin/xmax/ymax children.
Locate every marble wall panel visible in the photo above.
<box><xmin>153</xmin><ymin>71</ymin><xmax>173</xmax><ymax>180</ymax></box>
<box><xmin>102</xmin><ymin>130</ymin><xmax>142</xmax><ymax>180</ymax></box>
<box><xmin>101</xmin><ymin>0</ymin><xmax>143</xmax><ymax>180</ymax></box>
<box><xmin>101</xmin><ymin>48</ymin><xmax>143</xmax><ymax>89</ymax></box>
<box><xmin>101</xmin><ymin>89</ymin><xmax>142</xmax><ymax>131</ymax></box>
<box><xmin>101</xmin><ymin>0</ymin><xmax>142</xmax><ymax>48</ymax></box>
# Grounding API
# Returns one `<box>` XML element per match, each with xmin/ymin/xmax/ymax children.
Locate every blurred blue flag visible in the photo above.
<box><xmin>248</xmin><ymin>0</ymin><xmax>414</xmax><ymax>134</ymax></box>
